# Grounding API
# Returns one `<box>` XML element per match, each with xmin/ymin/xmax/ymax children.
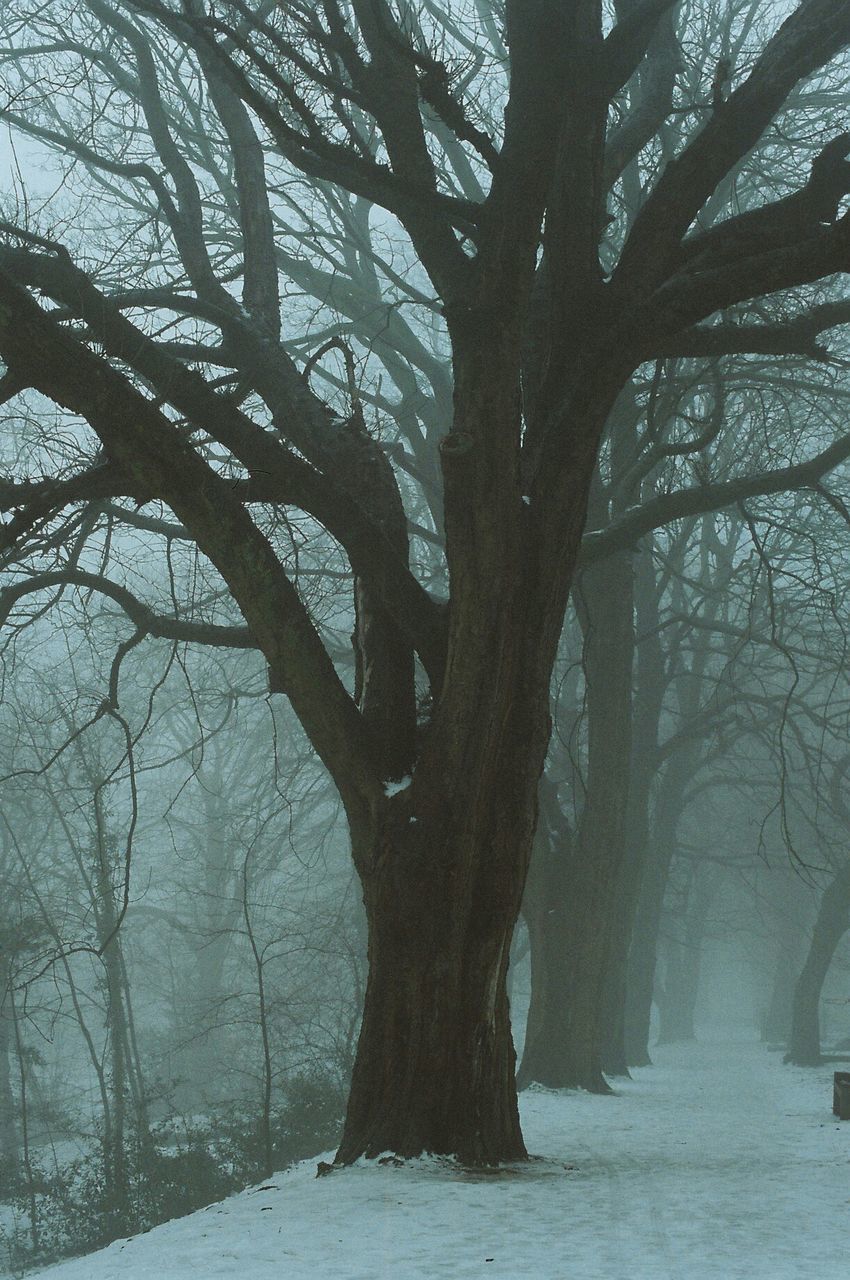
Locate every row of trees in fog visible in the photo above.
<box><xmin>3</xmin><ymin>481</ymin><xmax>850</xmax><ymax>1260</ymax></box>
<box><xmin>3</xmin><ymin>0</ymin><xmax>850</xmax><ymax>1265</ymax></box>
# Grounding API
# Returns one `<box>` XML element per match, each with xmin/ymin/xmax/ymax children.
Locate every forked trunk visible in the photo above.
<box><xmin>336</xmin><ymin>307</ymin><xmax>622</xmax><ymax>1158</ymax></box>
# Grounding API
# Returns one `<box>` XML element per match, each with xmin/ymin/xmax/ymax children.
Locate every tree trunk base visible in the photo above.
<box><xmin>336</xmin><ymin>863</ymin><xmax>528</xmax><ymax>1166</ymax></box>
<box><xmin>783</xmin><ymin>1049</ymin><xmax>823</xmax><ymax>1067</ymax></box>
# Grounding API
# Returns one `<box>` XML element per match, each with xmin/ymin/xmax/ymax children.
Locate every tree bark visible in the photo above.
<box><xmin>516</xmin><ymin>802</ymin><xmax>574</xmax><ymax>1092</ymax></box>
<box><xmin>602</xmin><ymin>822</ymin><xmax>645</xmax><ymax>1078</ymax></box>
<box><xmin>336</xmin><ymin>330</ymin><xmax>565</xmax><ymax>1158</ymax></box>
<box><xmin>785</xmin><ymin>864</ymin><xmax>850</xmax><ymax>1066</ymax></box>
<box><xmin>518</xmin><ymin>549</ymin><xmax>634</xmax><ymax>1093</ymax></box>
<box><xmin>337</xmin><ymin>703</ymin><xmax>546</xmax><ymax>1163</ymax></box>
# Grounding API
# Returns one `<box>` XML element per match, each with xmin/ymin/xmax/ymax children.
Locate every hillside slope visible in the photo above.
<box><xmin>31</xmin><ymin>1037</ymin><xmax>848</xmax><ymax>1280</ymax></box>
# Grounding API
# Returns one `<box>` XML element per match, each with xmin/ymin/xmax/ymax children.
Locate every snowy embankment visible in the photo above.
<box><xmin>32</xmin><ymin>1037</ymin><xmax>850</xmax><ymax>1280</ymax></box>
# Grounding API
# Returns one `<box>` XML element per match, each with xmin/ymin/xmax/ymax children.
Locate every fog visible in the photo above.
<box><xmin>1</xmin><ymin>1</ymin><xmax>850</xmax><ymax>1276</ymax></box>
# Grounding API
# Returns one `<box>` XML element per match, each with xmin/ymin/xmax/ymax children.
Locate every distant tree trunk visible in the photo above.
<box><xmin>101</xmin><ymin>929</ymin><xmax>129</xmax><ymax>1212</ymax></box>
<box><xmin>92</xmin><ymin>790</ymin><xmax>148</xmax><ymax>1213</ymax></box>
<box><xmin>516</xmin><ymin>801</ymin><xmax>574</xmax><ymax>1091</ymax></box>
<box><xmin>624</xmin><ymin>870</ymin><xmax>661</xmax><ymax>1066</ymax></box>
<box><xmin>602</xmin><ymin>618</ymin><xmax>664</xmax><ymax>1074</ymax></box>
<box><xmin>602</xmin><ymin>793</ymin><xmax>650</xmax><ymax>1077</ymax></box>
<box><xmin>518</xmin><ymin>548</ymin><xmax>634</xmax><ymax>1093</ymax></box>
<box><xmin>785</xmin><ymin>864</ymin><xmax>850</xmax><ymax>1066</ymax></box>
<box><xmin>656</xmin><ymin>935</ymin><xmax>700</xmax><ymax>1044</ymax></box>
<box><xmin>10</xmin><ymin>989</ymin><xmax>37</xmax><ymax>1251</ymax></box>
<box><xmin>242</xmin><ymin>842</ymin><xmax>274</xmax><ymax>1178</ymax></box>
<box><xmin>614</xmin><ymin>554</ymin><xmax>666</xmax><ymax>1070</ymax></box>
<box><xmin>657</xmin><ymin>866</ymin><xmax>715</xmax><ymax>1045</ymax></box>
<box><xmin>0</xmin><ymin>959</ymin><xmax>18</xmax><ymax>1184</ymax></box>
<box><xmin>623</xmin><ymin>737</ymin><xmax>701</xmax><ymax>1062</ymax></box>
<box><xmin>175</xmin><ymin>785</ymin><xmax>238</xmax><ymax>1110</ymax></box>
<box><xmin>762</xmin><ymin>922</ymin><xmax>806</xmax><ymax>1045</ymax></box>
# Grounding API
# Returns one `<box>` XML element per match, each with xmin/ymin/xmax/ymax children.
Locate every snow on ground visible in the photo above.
<box><xmin>30</xmin><ymin>1034</ymin><xmax>850</xmax><ymax>1280</ymax></box>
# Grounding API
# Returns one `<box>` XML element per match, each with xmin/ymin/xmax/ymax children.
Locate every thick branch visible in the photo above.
<box><xmin>652</xmin><ymin>299</ymin><xmax>850</xmax><ymax>359</ymax></box>
<box><xmin>640</xmin><ymin>214</ymin><xmax>850</xmax><ymax>341</ymax></box>
<box><xmin>603</xmin><ymin>0</ymin><xmax>681</xmax><ymax>189</ymax></box>
<box><xmin>602</xmin><ymin>0</ymin><xmax>679</xmax><ymax>99</ymax></box>
<box><xmin>616</xmin><ymin>0</ymin><xmax>850</xmax><ymax>289</ymax></box>
<box><xmin>0</xmin><ymin>244</ymin><xmax>446</xmax><ymax>685</ymax></box>
<box><xmin>0</xmin><ymin>570</ymin><xmax>255</xmax><ymax>649</ymax></box>
<box><xmin>189</xmin><ymin>3</ymin><xmax>281</xmax><ymax>339</ymax></box>
<box><xmin>581</xmin><ymin>428</ymin><xmax>850</xmax><ymax>563</ymax></box>
<box><xmin>0</xmin><ymin>267</ymin><xmax>383</xmax><ymax>820</ymax></box>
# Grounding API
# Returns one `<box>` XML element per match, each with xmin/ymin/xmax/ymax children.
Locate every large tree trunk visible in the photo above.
<box><xmin>336</xmin><ymin>331</ymin><xmax>562</xmax><ymax>1160</ymax></box>
<box><xmin>785</xmin><ymin>864</ymin><xmax>850</xmax><ymax>1066</ymax></box>
<box><xmin>338</xmin><ymin>863</ymin><xmax>523</xmax><ymax>1163</ymax></box>
<box><xmin>337</xmin><ymin>685</ymin><xmax>549</xmax><ymax>1163</ymax></box>
<box><xmin>334</xmin><ymin>223</ymin><xmax>625</xmax><ymax>1153</ymax></box>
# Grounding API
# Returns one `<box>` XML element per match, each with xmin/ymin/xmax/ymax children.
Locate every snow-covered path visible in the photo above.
<box><xmin>30</xmin><ymin>1036</ymin><xmax>850</xmax><ymax>1279</ymax></box>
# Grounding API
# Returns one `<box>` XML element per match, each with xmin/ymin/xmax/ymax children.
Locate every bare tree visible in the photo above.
<box><xmin>3</xmin><ymin>0</ymin><xmax>850</xmax><ymax>1163</ymax></box>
